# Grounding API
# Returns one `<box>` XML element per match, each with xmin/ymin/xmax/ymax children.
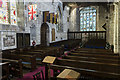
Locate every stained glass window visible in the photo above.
<box><xmin>0</xmin><ymin>0</ymin><xmax>9</xmax><ymax>24</ymax></box>
<box><xmin>10</xmin><ymin>0</ymin><xmax>17</xmax><ymax>25</ymax></box>
<box><xmin>80</xmin><ymin>7</ymin><xmax>96</xmax><ymax>31</ymax></box>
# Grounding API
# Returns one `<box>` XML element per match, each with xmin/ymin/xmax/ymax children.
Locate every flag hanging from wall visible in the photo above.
<box><xmin>50</xmin><ymin>13</ymin><xmax>52</xmax><ymax>23</ymax></box>
<box><xmin>0</xmin><ymin>0</ymin><xmax>9</xmax><ymax>24</ymax></box>
<box><xmin>50</xmin><ymin>13</ymin><xmax>54</xmax><ymax>23</ymax></box>
<box><xmin>43</xmin><ymin>11</ymin><xmax>49</xmax><ymax>23</ymax></box>
<box><xmin>54</xmin><ymin>14</ymin><xmax>58</xmax><ymax>24</ymax></box>
<box><xmin>10</xmin><ymin>0</ymin><xmax>17</xmax><ymax>25</ymax></box>
<box><xmin>56</xmin><ymin>13</ymin><xmax>58</xmax><ymax>24</ymax></box>
<box><xmin>28</xmin><ymin>4</ymin><xmax>37</xmax><ymax>21</ymax></box>
<box><xmin>52</xmin><ymin>13</ymin><xmax>54</xmax><ymax>24</ymax></box>
<box><xmin>54</xmin><ymin>14</ymin><xmax>56</xmax><ymax>24</ymax></box>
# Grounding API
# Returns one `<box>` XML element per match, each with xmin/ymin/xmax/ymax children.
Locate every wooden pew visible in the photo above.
<box><xmin>73</xmin><ymin>48</ymin><xmax>118</xmax><ymax>56</ymax></box>
<box><xmin>50</xmin><ymin>40</ymin><xmax>81</xmax><ymax>50</ymax></box>
<box><xmin>49</xmin><ymin>64</ymin><xmax>120</xmax><ymax>80</ymax></box>
<box><xmin>49</xmin><ymin>58</ymin><xmax>120</xmax><ymax>79</ymax></box>
<box><xmin>16</xmin><ymin>48</ymin><xmax>56</xmax><ymax>64</ymax></box>
<box><xmin>16</xmin><ymin>46</ymin><xmax>63</xmax><ymax>62</ymax></box>
<box><xmin>72</xmin><ymin>50</ymin><xmax>119</xmax><ymax>56</ymax></box>
<box><xmin>75</xmin><ymin>48</ymin><xmax>112</xmax><ymax>52</ymax></box>
<box><xmin>0</xmin><ymin>62</ymin><xmax>9</xmax><ymax>80</ymax></box>
<box><xmin>68</xmin><ymin>52</ymin><xmax>120</xmax><ymax>60</ymax></box>
<box><xmin>49</xmin><ymin>64</ymin><xmax>119</xmax><ymax>80</ymax></box>
<box><xmin>7</xmin><ymin>47</ymin><xmax>56</xmax><ymax>65</ymax></box>
<box><xmin>33</xmin><ymin>46</ymin><xmax>64</xmax><ymax>57</ymax></box>
<box><xmin>62</xmin><ymin>55</ymin><xmax>119</xmax><ymax>64</ymax></box>
<box><xmin>19</xmin><ymin>46</ymin><xmax>63</xmax><ymax>57</ymax></box>
<box><xmin>2</xmin><ymin>53</ymin><xmax>36</xmax><ymax>71</ymax></box>
<box><xmin>0</xmin><ymin>58</ymin><xmax>23</xmax><ymax>78</ymax></box>
<box><xmin>14</xmin><ymin>48</ymin><xmax>44</xmax><ymax>64</ymax></box>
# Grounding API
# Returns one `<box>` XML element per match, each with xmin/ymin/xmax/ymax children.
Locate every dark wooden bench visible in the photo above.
<box><xmin>16</xmin><ymin>48</ymin><xmax>57</xmax><ymax>64</ymax></box>
<box><xmin>75</xmin><ymin>48</ymin><xmax>112</xmax><ymax>52</ymax></box>
<box><xmin>0</xmin><ymin>62</ymin><xmax>9</xmax><ymax>80</ymax></box>
<box><xmin>0</xmin><ymin>58</ymin><xmax>23</xmax><ymax>78</ymax></box>
<box><xmin>18</xmin><ymin>46</ymin><xmax>63</xmax><ymax>57</ymax></box>
<box><xmin>68</xmin><ymin>52</ymin><xmax>120</xmax><ymax>60</ymax></box>
<box><xmin>62</xmin><ymin>55</ymin><xmax>119</xmax><ymax>64</ymax></box>
<box><xmin>49</xmin><ymin>64</ymin><xmax>120</xmax><ymax>80</ymax></box>
<box><xmin>50</xmin><ymin>39</ymin><xmax>81</xmax><ymax>50</ymax></box>
<box><xmin>33</xmin><ymin>46</ymin><xmax>64</xmax><ymax>57</ymax></box>
<box><xmin>46</xmin><ymin>58</ymin><xmax>120</xmax><ymax>79</ymax></box>
<box><xmin>2</xmin><ymin>53</ymin><xmax>36</xmax><ymax>71</ymax></box>
<box><xmin>73</xmin><ymin>48</ymin><xmax>118</xmax><ymax>56</ymax></box>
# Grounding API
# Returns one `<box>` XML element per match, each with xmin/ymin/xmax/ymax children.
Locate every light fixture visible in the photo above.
<box><xmin>66</xmin><ymin>6</ymin><xmax>70</xmax><ymax>10</ymax></box>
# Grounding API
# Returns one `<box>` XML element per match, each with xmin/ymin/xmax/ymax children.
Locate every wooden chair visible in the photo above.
<box><xmin>33</xmin><ymin>70</ymin><xmax>44</xmax><ymax>80</ymax></box>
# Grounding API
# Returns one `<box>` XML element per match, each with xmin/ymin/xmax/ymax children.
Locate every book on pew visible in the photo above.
<box><xmin>57</xmin><ymin>69</ymin><xmax>80</xmax><ymax>80</ymax></box>
<box><xmin>42</xmin><ymin>56</ymin><xmax>56</xmax><ymax>64</ymax></box>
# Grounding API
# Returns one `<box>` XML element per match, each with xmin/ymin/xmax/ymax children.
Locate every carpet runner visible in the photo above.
<box><xmin>17</xmin><ymin>66</ymin><xmax>53</xmax><ymax>80</ymax></box>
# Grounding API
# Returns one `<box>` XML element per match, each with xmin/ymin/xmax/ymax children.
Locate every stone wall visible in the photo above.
<box><xmin>118</xmin><ymin>2</ymin><xmax>120</xmax><ymax>55</ymax></box>
<box><xmin>0</xmin><ymin>0</ymin><xmax>69</xmax><ymax>49</ymax></box>
<box><xmin>24</xmin><ymin>0</ymin><xmax>69</xmax><ymax>46</ymax></box>
<box><xmin>98</xmin><ymin>5</ymin><xmax>107</xmax><ymax>31</ymax></box>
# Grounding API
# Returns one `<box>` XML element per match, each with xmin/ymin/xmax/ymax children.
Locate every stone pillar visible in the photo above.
<box><xmin>106</xmin><ymin>3</ymin><xmax>119</xmax><ymax>53</ymax></box>
<box><xmin>113</xmin><ymin>3</ymin><xmax>119</xmax><ymax>53</ymax></box>
<box><xmin>69</xmin><ymin>8</ymin><xmax>80</xmax><ymax>31</ymax></box>
<box><xmin>108</xmin><ymin>4</ymin><xmax>114</xmax><ymax>47</ymax></box>
<box><xmin>118</xmin><ymin>2</ymin><xmax>120</xmax><ymax>55</ymax></box>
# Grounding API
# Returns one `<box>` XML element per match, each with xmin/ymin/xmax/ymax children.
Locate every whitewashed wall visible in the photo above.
<box><xmin>0</xmin><ymin>31</ymin><xmax>16</xmax><ymax>50</ymax></box>
<box><xmin>24</xmin><ymin>0</ymin><xmax>69</xmax><ymax>46</ymax></box>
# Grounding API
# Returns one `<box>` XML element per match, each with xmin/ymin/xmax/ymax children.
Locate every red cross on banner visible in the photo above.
<box><xmin>28</xmin><ymin>4</ymin><xmax>37</xmax><ymax>21</ymax></box>
<box><xmin>0</xmin><ymin>0</ymin><xmax>3</xmax><ymax>7</ymax></box>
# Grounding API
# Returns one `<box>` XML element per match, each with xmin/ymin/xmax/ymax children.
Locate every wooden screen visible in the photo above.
<box><xmin>16</xmin><ymin>33</ymin><xmax>30</xmax><ymax>48</ymax></box>
<box><xmin>24</xmin><ymin>33</ymin><xmax>30</xmax><ymax>47</ymax></box>
<box><xmin>16</xmin><ymin>33</ymin><xmax>23</xmax><ymax>48</ymax></box>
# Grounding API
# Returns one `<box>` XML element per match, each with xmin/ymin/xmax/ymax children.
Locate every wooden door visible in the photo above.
<box><xmin>41</xmin><ymin>23</ymin><xmax>49</xmax><ymax>46</ymax></box>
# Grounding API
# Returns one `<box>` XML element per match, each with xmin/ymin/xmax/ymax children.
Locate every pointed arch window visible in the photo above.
<box><xmin>80</xmin><ymin>7</ymin><xmax>96</xmax><ymax>31</ymax></box>
<box><xmin>56</xmin><ymin>6</ymin><xmax>63</xmax><ymax>32</ymax></box>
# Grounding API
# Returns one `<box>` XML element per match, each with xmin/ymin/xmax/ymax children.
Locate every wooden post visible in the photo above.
<box><xmin>105</xmin><ymin>31</ymin><xmax>106</xmax><ymax>42</ymax></box>
<box><xmin>67</xmin><ymin>29</ymin><xmax>69</xmax><ymax>40</ymax></box>
<box><xmin>42</xmin><ymin>56</ymin><xmax>56</xmax><ymax>80</ymax></box>
<box><xmin>81</xmin><ymin>33</ymin><xmax>82</xmax><ymax>42</ymax></box>
<box><xmin>19</xmin><ymin>59</ymin><xmax>23</xmax><ymax>78</ymax></box>
<box><xmin>74</xmin><ymin>33</ymin><xmax>75</xmax><ymax>39</ymax></box>
<box><xmin>45</xmin><ymin>64</ymin><xmax>48</xmax><ymax>80</ymax></box>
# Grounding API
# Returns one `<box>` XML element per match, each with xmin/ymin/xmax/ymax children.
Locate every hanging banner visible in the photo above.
<box><xmin>52</xmin><ymin>13</ymin><xmax>54</xmax><ymax>24</ymax></box>
<box><xmin>43</xmin><ymin>11</ymin><xmax>49</xmax><ymax>23</ymax></box>
<box><xmin>54</xmin><ymin>14</ymin><xmax>58</xmax><ymax>24</ymax></box>
<box><xmin>50</xmin><ymin>13</ymin><xmax>54</xmax><ymax>23</ymax></box>
<box><xmin>28</xmin><ymin>4</ymin><xmax>37</xmax><ymax>21</ymax></box>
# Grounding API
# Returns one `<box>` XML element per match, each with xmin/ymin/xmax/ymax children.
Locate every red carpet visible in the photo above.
<box><xmin>17</xmin><ymin>66</ymin><xmax>53</xmax><ymax>80</ymax></box>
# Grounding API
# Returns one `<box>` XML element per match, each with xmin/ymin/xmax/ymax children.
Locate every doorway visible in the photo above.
<box><xmin>41</xmin><ymin>23</ymin><xmax>49</xmax><ymax>46</ymax></box>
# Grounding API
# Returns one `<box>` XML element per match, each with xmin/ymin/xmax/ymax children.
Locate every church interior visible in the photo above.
<box><xmin>0</xmin><ymin>0</ymin><xmax>120</xmax><ymax>80</ymax></box>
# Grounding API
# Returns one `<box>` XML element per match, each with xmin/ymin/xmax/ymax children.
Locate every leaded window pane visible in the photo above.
<box><xmin>80</xmin><ymin>7</ymin><xmax>96</xmax><ymax>31</ymax></box>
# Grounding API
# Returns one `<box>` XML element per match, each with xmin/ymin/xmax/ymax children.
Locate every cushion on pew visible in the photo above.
<box><xmin>22</xmin><ymin>62</ymin><xmax>31</xmax><ymax>65</ymax></box>
<box><xmin>36</xmin><ymin>58</ymin><xmax>42</xmax><ymax>61</ymax></box>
